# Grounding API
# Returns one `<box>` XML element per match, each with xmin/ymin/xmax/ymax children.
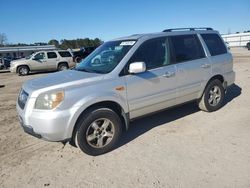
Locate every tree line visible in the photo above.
<box><xmin>48</xmin><ymin>38</ymin><xmax>103</xmax><ymax>49</ymax></box>
<box><xmin>0</xmin><ymin>33</ymin><xmax>103</xmax><ymax>49</ymax></box>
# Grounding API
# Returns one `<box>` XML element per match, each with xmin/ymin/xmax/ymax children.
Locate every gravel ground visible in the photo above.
<box><xmin>0</xmin><ymin>48</ymin><xmax>250</xmax><ymax>188</ymax></box>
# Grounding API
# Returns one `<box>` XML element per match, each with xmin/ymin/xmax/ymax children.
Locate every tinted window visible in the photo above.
<box><xmin>47</xmin><ymin>52</ymin><xmax>57</xmax><ymax>59</ymax></box>
<box><xmin>201</xmin><ymin>34</ymin><xmax>227</xmax><ymax>56</ymax></box>
<box><xmin>34</xmin><ymin>52</ymin><xmax>45</xmax><ymax>60</ymax></box>
<box><xmin>170</xmin><ymin>35</ymin><xmax>205</xmax><ymax>63</ymax></box>
<box><xmin>129</xmin><ymin>37</ymin><xmax>173</xmax><ymax>70</ymax></box>
<box><xmin>58</xmin><ymin>51</ymin><xmax>72</xmax><ymax>57</ymax></box>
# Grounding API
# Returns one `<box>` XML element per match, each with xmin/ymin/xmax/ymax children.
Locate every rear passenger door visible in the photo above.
<box><xmin>170</xmin><ymin>34</ymin><xmax>211</xmax><ymax>103</ymax></box>
<box><xmin>200</xmin><ymin>33</ymin><xmax>231</xmax><ymax>75</ymax></box>
<box><xmin>124</xmin><ymin>37</ymin><xmax>178</xmax><ymax>119</ymax></box>
<box><xmin>46</xmin><ymin>52</ymin><xmax>59</xmax><ymax>70</ymax></box>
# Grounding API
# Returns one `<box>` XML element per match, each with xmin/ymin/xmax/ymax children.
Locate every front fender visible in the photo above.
<box><xmin>64</xmin><ymin>91</ymin><xmax>128</xmax><ymax>139</ymax></box>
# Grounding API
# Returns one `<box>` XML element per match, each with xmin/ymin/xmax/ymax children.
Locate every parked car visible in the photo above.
<box><xmin>247</xmin><ymin>42</ymin><xmax>250</xmax><ymax>50</ymax></box>
<box><xmin>17</xmin><ymin>28</ymin><xmax>235</xmax><ymax>156</ymax></box>
<box><xmin>0</xmin><ymin>58</ymin><xmax>4</xmax><ymax>69</ymax></box>
<box><xmin>0</xmin><ymin>57</ymin><xmax>12</xmax><ymax>69</ymax></box>
<box><xmin>73</xmin><ymin>46</ymin><xmax>97</xmax><ymax>63</ymax></box>
<box><xmin>10</xmin><ymin>50</ymin><xmax>75</xmax><ymax>75</ymax></box>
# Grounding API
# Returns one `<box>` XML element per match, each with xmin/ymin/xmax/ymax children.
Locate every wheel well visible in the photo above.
<box><xmin>208</xmin><ymin>75</ymin><xmax>224</xmax><ymax>84</ymax></box>
<box><xmin>70</xmin><ymin>101</ymin><xmax>128</xmax><ymax>146</ymax></box>
<box><xmin>58</xmin><ymin>62</ymin><xmax>69</xmax><ymax>68</ymax></box>
<box><xmin>16</xmin><ymin>65</ymin><xmax>30</xmax><ymax>73</ymax></box>
<box><xmin>201</xmin><ymin>74</ymin><xmax>225</xmax><ymax>95</ymax></box>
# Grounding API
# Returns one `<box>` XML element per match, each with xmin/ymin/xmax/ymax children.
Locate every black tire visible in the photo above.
<box><xmin>75</xmin><ymin>108</ymin><xmax>122</xmax><ymax>156</ymax></box>
<box><xmin>17</xmin><ymin>65</ymin><xmax>29</xmax><ymax>76</ymax></box>
<box><xmin>198</xmin><ymin>79</ymin><xmax>225</xmax><ymax>112</ymax></box>
<box><xmin>58</xmin><ymin>63</ymin><xmax>69</xmax><ymax>71</ymax></box>
<box><xmin>75</xmin><ymin>57</ymin><xmax>81</xmax><ymax>63</ymax></box>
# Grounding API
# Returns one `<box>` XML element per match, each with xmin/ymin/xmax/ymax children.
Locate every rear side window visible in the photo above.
<box><xmin>58</xmin><ymin>51</ymin><xmax>72</xmax><ymax>57</ymax></box>
<box><xmin>47</xmin><ymin>52</ymin><xmax>57</xmax><ymax>59</ymax></box>
<box><xmin>201</xmin><ymin>34</ymin><xmax>227</xmax><ymax>56</ymax></box>
<box><xmin>170</xmin><ymin>34</ymin><xmax>205</xmax><ymax>63</ymax></box>
<box><xmin>129</xmin><ymin>37</ymin><xmax>173</xmax><ymax>70</ymax></box>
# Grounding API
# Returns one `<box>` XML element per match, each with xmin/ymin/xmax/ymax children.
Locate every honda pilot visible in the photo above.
<box><xmin>17</xmin><ymin>28</ymin><xmax>235</xmax><ymax>156</ymax></box>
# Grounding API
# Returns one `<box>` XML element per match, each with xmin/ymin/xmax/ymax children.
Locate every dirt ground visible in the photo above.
<box><xmin>0</xmin><ymin>48</ymin><xmax>250</xmax><ymax>188</ymax></box>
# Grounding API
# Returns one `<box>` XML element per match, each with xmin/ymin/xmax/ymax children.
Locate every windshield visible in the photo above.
<box><xmin>25</xmin><ymin>55</ymin><xmax>31</xmax><ymax>59</ymax></box>
<box><xmin>26</xmin><ymin>53</ymin><xmax>34</xmax><ymax>59</ymax></box>
<box><xmin>75</xmin><ymin>40</ymin><xmax>136</xmax><ymax>74</ymax></box>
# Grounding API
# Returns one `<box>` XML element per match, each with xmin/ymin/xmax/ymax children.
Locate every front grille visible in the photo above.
<box><xmin>18</xmin><ymin>89</ymin><xmax>29</xmax><ymax>109</ymax></box>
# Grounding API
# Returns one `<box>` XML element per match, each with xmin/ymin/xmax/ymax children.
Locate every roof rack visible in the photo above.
<box><xmin>163</xmin><ymin>27</ymin><xmax>213</xmax><ymax>32</ymax></box>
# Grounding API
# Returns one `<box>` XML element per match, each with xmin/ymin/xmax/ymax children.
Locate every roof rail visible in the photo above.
<box><xmin>163</xmin><ymin>27</ymin><xmax>213</xmax><ymax>32</ymax></box>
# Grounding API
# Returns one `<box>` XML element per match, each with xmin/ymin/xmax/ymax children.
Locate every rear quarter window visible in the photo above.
<box><xmin>58</xmin><ymin>51</ymin><xmax>72</xmax><ymax>57</ymax></box>
<box><xmin>201</xmin><ymin>33</ymin><xmax>227</xmax><ymax>56</ymax></box>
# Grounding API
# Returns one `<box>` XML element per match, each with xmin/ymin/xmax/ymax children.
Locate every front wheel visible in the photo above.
<box><xmin>198</xmin><ymin>79</ymin><xmax>225</xmax><ymax>112</ymax></box>
<box><xmin>17</xmin><ymin>66</ymin><xmax>29</xmax><ymax>76</ymax></box>
<box><xmin>75</xmin><ymin>108</ymin><xmax>122</xmax><ymax>156</ymax></box>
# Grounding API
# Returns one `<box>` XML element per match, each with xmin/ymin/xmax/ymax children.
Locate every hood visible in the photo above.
<box><xmin>23</xmin><ymin>70</ymin><xmax>104</xmax><ymax>95</ymax></box>
<box><xmin>11</xmin><ymin>58</ymin><xmax>28</xmax><ymax>65</ymax></box>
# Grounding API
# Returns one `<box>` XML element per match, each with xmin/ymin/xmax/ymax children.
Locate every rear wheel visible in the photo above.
<box><xmin>198</xmin><ymin>79</ymin><xmax>225</xmax><ymax>112</ymax></box>
<box><xmin>75</xmin><ymin>108</ymin><xmax>122</xmax><ymax>156</ymax></box>
<box><xmin>75</xmin><ymin>57</ymin><xmax>81</xmax><ymax>63</ymax></box>
<box><xmin>17</xmin><ymin>65</ymin><xmax>29</xmax><ymax>76</ymax></box>
<box><xmin>58</xmin><ymin>63</ymin><xmax>69</xmax><ymax>71</ymax></box>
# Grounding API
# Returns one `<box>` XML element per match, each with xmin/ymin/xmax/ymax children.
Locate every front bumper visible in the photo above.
<box><xmin>10</xmin><ymin>66</ymin><xmax>16</xmax><ymax>73</ymax></box>
<box><xmin>17</xmin><ymin>98</ymin><xmax>78</xmax><ymax>142</ymax></box>
<box><xmin>19</xmin><ymin>116</ymin><xmax>42</xmax><ymax>139</ymax></box>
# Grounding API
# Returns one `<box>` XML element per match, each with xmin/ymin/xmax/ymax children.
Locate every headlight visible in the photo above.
<box><xmin>35</xmin><ymin>91</ymin><xmax>64</xmax><ymax>110</ymax></box>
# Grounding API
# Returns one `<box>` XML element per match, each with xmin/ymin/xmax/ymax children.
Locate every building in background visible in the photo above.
<box><xmin>222</xmin><ymin>32</ymin><xmax>250</xmax><ymax>48</ymax></box>
<box><xmin>0</xmin><ymin>45</ymin><xmax>56</xmax><ymax>59</ymax></box>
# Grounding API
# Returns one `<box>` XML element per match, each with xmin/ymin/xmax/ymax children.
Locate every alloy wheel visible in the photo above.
<box><xmin>85</xmin><ymin>118</ymin><xmax>115</xmax><ymax>148</ymax></box>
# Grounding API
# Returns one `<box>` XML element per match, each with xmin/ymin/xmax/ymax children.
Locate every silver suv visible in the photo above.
<box><xmin>10</xmin><ymin>50</ymin><xmax>75</xmax><ymax>75</ymax></box>
<box><xmin>17</xmin><ymin>28</ymin><xmax>235</xmax><ymax>155</ymax></box>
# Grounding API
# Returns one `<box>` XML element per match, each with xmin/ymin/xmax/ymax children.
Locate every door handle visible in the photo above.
<box><xmin>162</xmin><ymin>71</ymin><xmax>175</xmax><ymax>78</ymax></box>
<box><xmin>201</xmin><ymin>64</ymin><xmax>211</xmax><ymax>68</ymax></box>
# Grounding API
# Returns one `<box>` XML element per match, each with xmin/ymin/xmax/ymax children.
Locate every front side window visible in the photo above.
<box><xmin>47</xmin><ymin>52</ymin><xmax>57</xmax><ymax>59</ymax></box>
<box><xmin>34</xmin><ymin>52</ymin><xmax>45</xmax><ymax>60</ymax></box>
<box><xmin>129</xmin><ymin>37</ymin><xmax>172</xmax><ymax>70</ymax></box>
<box><xmin>170</xmin><ymin>34</ymin><xmax>205</xmax><ymax>63</ymax></box>
<box><xmin>201</xmin><ymin>33</ymin><xmax>227</xmax><ymax>56</ymax></box>
<box><xmin>75</xmin><ymin>40</ymin><xmax>135</xmax><ymax>74</ymax></box>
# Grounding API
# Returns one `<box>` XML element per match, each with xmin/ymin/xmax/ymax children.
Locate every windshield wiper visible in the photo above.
<box><xmin>74</xmin><ymin>68</ymin><xmax>92</xmax><ymax>73</ymax></box>
<box><xmin>89</xmin><ymin>69</ymin><xmax>105</xmax><ymax>74</ymax></box>
<box><xmin>74</xmin><ymin>67</ymin><xmax>105</xmax><ymax>74</ymax></box>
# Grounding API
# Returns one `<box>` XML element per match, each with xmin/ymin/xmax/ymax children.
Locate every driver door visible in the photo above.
<box><xmin>124</xmin><ymin>37</ymin><xmax>178</xmax><ymax>119</ymax></box>
<box><xmin>30</xmin><ymin>52</ymin><xmax>47</xmax><ymax>71</ymax></box>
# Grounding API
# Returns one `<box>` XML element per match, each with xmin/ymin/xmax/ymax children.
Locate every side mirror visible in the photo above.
<box><xmin>128</xmin><ymin>62</ymin><xmax>146</xmax><ymax>74</ymax></box>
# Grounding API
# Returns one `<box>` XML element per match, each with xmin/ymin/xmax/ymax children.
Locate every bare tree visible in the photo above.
<box><xmin>0</xmin><ymin>33</ymin><xmax>7</xmax><ymax>46</ymax></box>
